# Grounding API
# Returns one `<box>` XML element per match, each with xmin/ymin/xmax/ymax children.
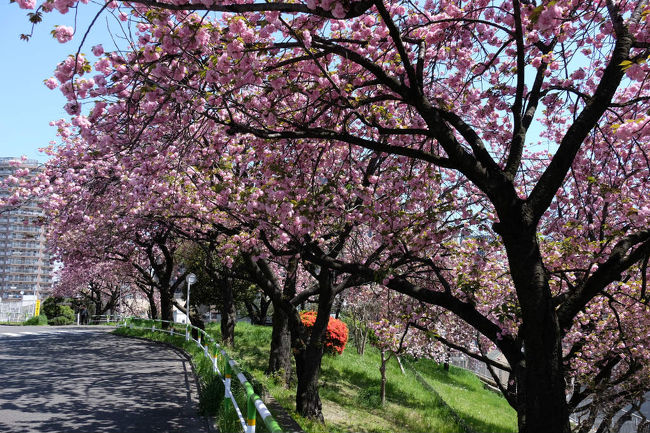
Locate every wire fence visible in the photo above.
<box><xmin>118</xmin><ymin>317</ymin><xmax>283</xmax><ymax>433</ymax></box>
<box><xmin>448</xmin><ymin>353</ymin><xmax>647</xmax><ymax>433</ymax></box>
<box><xmin>0</xmin><ymin>302</ymin><xmax>35</xmax><ymax>322</ymax></box>
<box><xmin>569</xmin><ymin>407</ymin><xmax>647</xmax><ymax>433</ymax></box>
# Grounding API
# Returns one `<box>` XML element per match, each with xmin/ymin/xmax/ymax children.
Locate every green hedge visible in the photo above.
<box><xmin>24</xmin><ymin>314</ymin><xmax>48</xmax><ymax>326</ymax></box>
<box><xmin>49</xmin><ymin>315</ymin><xmax>74</xmax><ymax>326</ymax></box>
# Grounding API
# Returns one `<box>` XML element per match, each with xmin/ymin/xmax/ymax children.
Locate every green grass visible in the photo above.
<box><xmin>115</xmin><ymin>320</ymin><xmax>517</xmax><ymax>433</ymax></box>
<box><xmin>211</xmin><ymin>322</ymin><xmax>518</xmax><ymax>433</ymax></box>
<box><xmin>408</xmin><ymin>358</ymin><xmax>518</xmax><ymax>433</ymax></box>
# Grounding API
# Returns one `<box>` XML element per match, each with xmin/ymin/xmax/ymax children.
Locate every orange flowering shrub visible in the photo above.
<box><xmin>300</xmin><ymin>311</ymin><xmax>349</xmax><ymax>355</ymax></box>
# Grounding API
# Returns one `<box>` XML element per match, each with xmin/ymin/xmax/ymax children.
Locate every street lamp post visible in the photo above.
<box><xmin>19</xmin><ymin>290</ymin><xmax>25</xmax><ymax>321</ymax></box>
<box><xmin>185</xmin><ymin>273</ymin><xmax>196</xmax><ymax>324</ymax></box>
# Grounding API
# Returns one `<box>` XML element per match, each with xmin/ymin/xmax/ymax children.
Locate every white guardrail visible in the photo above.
<box><xmin>118</xmin><ymin>318</ymin><xmax>283</xmax><ymax>433</ymax></box>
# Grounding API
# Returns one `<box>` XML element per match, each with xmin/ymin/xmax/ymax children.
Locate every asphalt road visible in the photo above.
<box><xmin>0</xmin><ymin>326</ymin><xmax>212</xmax><ymax>433</ymax></box>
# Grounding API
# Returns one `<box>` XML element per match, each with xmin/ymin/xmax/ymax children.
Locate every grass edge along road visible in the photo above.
<box><xmin>115</xmin><ymin>322</ymin><xmax>517</xmax><ymax>433</ymax></box>
<box><xmin>113</xmin><ymin>325</ymin><xmax>276</xmax><ymax>433</ymax></box>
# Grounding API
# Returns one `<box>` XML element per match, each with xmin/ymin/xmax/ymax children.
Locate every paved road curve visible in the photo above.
<box><xmin>0</xmin><ymin>326</ymin><xmax>211</xmax><ymax>433</ymax></box>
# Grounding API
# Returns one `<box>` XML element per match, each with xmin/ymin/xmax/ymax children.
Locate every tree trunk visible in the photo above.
<box><xmin>334</xmin><ymin>294</ymin><xmax>343</xmax><ymax>319</ymax></box>
<box><xmin>268</xmin><ymin>305</ymin><xmax>292</xmax><ymax>385</ymax></box>
<box><xmin>147</xmin><ymin>291</ymin><xmax>158</xmax><ymax>319</ymax></box>
<box><xmin>291</xmin><ymin>270</ymin><xmax>335</xmax><ymax>421</ymax></box>
<box><xmin>294</xmin><ymin>345</ymin><xmax>324</xmax><ymax>421</ymax></box>
<box><xmin>443</xmin><ymin>346</ymin><xmax>450</xmax><ymax>371</ymax></box>
<box><xmin>380</xmin><ymin>350</ymin><xmax>388</xmax><ymax>405</ymax></box>
<box><xmin>243</xmin><ymin>254</ymin><xmax>331</xmax><ymax>421</ymax></box>
<box><xmin>268</xmin><ymin>257</ymin><xmax>298</xmax><ymax>386</ymax></box>
<box><xmin>497</xmin><ymin>222</ymin><xmax>570</xmax><ymax>433</ymax></box>
<box><xmin>359</xmin><ymin>326</ymin><xmax>368</xmax><ymax>355</ymax></box>
<box><xmin>93</xmin><ymin>295</ymin><xmax>102</xmax><ymax>320</ymax></box>
<box><xmin>221</xmin><ymin>277</ymin><xmax>236</xmax><ymax>347</ymax></box>
<box><xmin>258</xmin><ymin>294</ymin><xmax>271</xmax><ymax>324</ymax></box>
<box><xmin>244</xmin><ymin>299</ymin><xmax>259</xmax><ymax>324</ymax></box>
<box><xmin>159</xmin><ymin>286</ymin><xmax>174</xmax><ymax>324</ymax></box>
<box><xmin>244</xmin><ymin>294</ymin><xmax>271</xmax><ymax>324</ymax></box>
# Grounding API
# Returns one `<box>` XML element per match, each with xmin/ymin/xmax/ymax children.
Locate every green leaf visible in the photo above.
<box><xmin>620</xmin><ymin>60</ymin><xmax>634</xmax><ymax>71</ymax></box>
<box><xmin>529</xmin><ymin>4</ymin><xmax>545</xmax><ymax>23</ymax></box>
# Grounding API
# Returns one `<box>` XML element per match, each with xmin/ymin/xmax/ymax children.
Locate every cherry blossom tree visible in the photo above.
<box><xmin>53</xmin><ymin>260</ymin><xmax>137</xmax><ymax>317</ymax></box>
<box><xmin>8</xmin><ymin>0</ymin><xmax>650</xmax><ymax>431</ymax></box>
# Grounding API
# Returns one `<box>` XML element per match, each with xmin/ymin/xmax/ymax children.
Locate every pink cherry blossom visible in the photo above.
<box><xmin>52</xmin><ymin>25</ymin><xmax>74</xmax><ymax>43</ymax></box>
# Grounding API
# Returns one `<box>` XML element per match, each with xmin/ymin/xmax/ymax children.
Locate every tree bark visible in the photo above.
<box><xmin>243</xmin><ymin>254</ymin><xmax>332</xmax><ymax>421</ymax></box>
<box><xmin>92</xmin><ymin>292</ymin><xmax>102</xmax><ymax>319</ymax></box>
<box><xmin>244</xmin><ymin>294</ymin><xmax>272</xmax><ymax>324</ymax></box>
<box><xmin>291</xmin><ymin>270</ymin><xmax>335</xmax><ymax>421</ymax></box>
<box><xmin>258</xmin><ymin>294</ymin><xmax>271</xmax><ymax>324</ymax></box>
<box><xmin>267</xmin><ymin>257</ymin><xmax>297</xmax><ymax>386</ymax></box>
<box><xmin>294</xmin><ymin>342</ymin><xmax>325</xmax><ymax>421</ymax></box>
<box><xmin>147</xmin><ymin>290</ymin><xmax>158</xmax><ymax>319</ymax></box>
<box><xmin>268</xmin><ymin>305</ymin><xmax>292</xmax><ymax>385</ymax></box>
<box><xmin>380</xmin><ymin>350</ymin><xmax>388</xmax><ymax>405</ymax></box>
<box><xmin>497</xmin><ymin>221</ymin><xmax>570</xmax><ymax>433</ymax></box>
<box><xmin>221</xmin><ymin>277</ymin><xmax>236</xmax><ymax>347</ymax></box>
<box><xmin>244</xmin><ymin>299</ymin><xmax>259</xmax><ymax>324</ymax></box>
<box><xmin>159</xmin><ymin>286</ymin><xmax>174</xmax><ymax>323</ymax></box>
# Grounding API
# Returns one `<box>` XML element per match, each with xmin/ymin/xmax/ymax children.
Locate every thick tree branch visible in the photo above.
<box><xmin>408</xmin><ymin>321</ymin><xmax>512</xmax><ymax>371</ymax></box>
<box><xmin>508</xmin><ymin>0</ymin><xmax>526</xmax><ymax>177</ymax></box>
<box><xmin>557</xmin><ymin>229</ymin><xmax>650</xmax><ymax>329</ymax></box>
<box><xmin>299</xmin><ymin>249</ymin><xmax>522</xmax><ymax>363</ymax></box>
<box><xmin>119</xmin><ymin>0</ymin><xmax>374</xmax><ymax>19</ymax></box>
<box><xmin>526</xmin><ymin>31</ymin><xmax>633</xmax><ymax>223</ymax></box>
<box><xmin>374</xmin><ymin>0</ymin><xmax>419</xmax><ymax>95</ymax></box>
<box><xmin>223</xmin><ymin>120</ymin><xmax>456</xmax><ymax>167</ymax></box>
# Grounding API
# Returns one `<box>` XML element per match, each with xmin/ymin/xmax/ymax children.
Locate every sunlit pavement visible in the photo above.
<box><xmin>0</xmin><ymin>326</ymin><xmax>211</xmax><ymax>432</ymax></box>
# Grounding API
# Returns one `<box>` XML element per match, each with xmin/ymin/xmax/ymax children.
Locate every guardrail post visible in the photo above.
<box><xmin>224</xmin><ymin>358</ymin><xmax>232</xmax><ymax>410</ymax></box>
<box><xmin>246</xmin><ymin>393</ymin><xmax>256</xmax><ymax>433</ymax></box>
<box><xmin>212</xmin><ymin>350</ymin><xmax>219</xmax><ymax>374</ymax></box>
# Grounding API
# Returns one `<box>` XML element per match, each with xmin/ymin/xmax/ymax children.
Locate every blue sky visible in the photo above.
<box><xmin>0</xmin><ymin>3</ymin><xmax>105</xmax><ymax>163</ymax></box>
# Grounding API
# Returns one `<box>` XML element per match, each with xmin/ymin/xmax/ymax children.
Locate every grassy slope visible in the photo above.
<box><xmin>215</xmin><ymin>322</ymin><xmax>517</xmax><ymax>433</ymax></box>
<box><xmin>409</xmin><ymin>359</ymin><xmax>517</xmax><ymax>433</ymax></box>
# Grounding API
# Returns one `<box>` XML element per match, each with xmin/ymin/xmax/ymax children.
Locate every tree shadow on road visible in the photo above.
<box><xmin>0</xmin><ymin>332</ymin><xmax>210</xmax><ymax>433</ymax></box>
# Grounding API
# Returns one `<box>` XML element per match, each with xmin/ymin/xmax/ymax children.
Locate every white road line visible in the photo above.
<box><xmin>0</xmin><ymin>328</ymin><xmax>111</xmax><ymax>338</ymax></box>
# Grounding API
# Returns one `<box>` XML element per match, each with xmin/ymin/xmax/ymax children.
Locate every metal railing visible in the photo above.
<box><xmin>88</xmin><ymin>314</ymin><xmax>121</xmax><ymax>325</ymax></box>
<box><xmin>118</xmin><ymin>317</ymin><xmax>283</xmax><ymax>433</ymax></box>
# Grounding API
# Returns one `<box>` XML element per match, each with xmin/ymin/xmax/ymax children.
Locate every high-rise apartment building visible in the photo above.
<box><xmin>0</xmin><ymin>157</ymin><xmax>53</xmax><ymax>302</ymax></box>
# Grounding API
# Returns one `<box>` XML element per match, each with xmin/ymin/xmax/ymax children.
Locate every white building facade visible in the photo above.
<box><xmin>0</xmin><ymin>157</ymin><xmax>53</xmax><ymax>305</ymax></box>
